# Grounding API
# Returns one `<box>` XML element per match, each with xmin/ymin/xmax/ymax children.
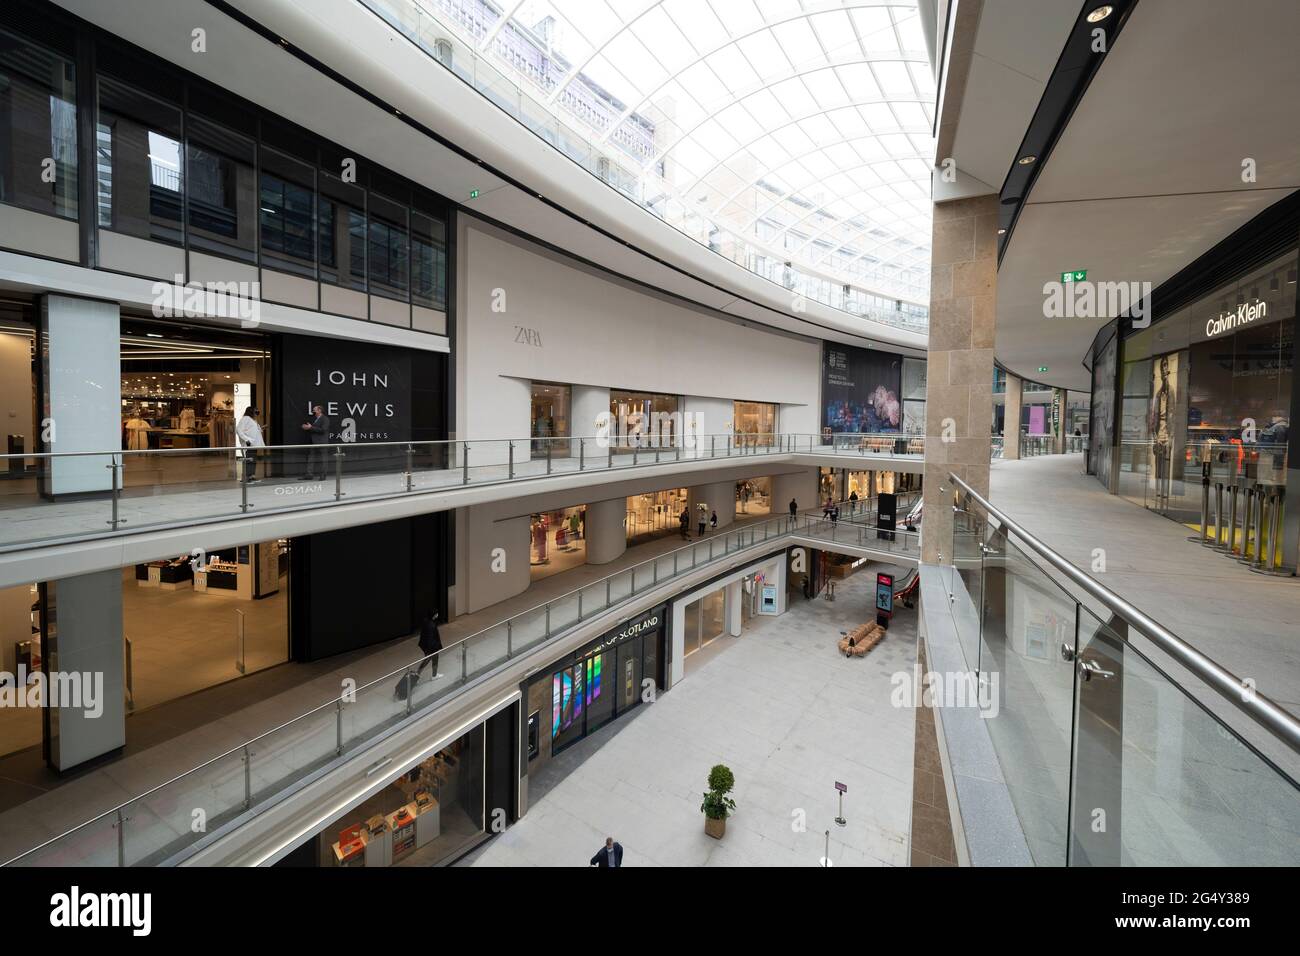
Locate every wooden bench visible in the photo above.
<box><xmin>838</xmin><ymin>622</ymin><xmax>885</xmax><ymax>657</ymax></box>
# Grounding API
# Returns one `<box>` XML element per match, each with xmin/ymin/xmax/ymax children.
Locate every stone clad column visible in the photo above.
<box><xmin>1004</xmin><ymin>373</ymin><xmax>1022</xmax><ymax>460</ymax></box>
<box><xmin>584</xmin><ymin>497</ymin><xmax>628</xmax><ymax>565</ymax></box>
<box><xmin>922</xmin><ymin>195</ymin><xmax>998</xmax><ymax>565</ymax></box>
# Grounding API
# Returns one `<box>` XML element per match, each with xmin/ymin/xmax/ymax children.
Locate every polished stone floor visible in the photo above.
<box><xmin>468</xmin><ymin>571</ymin><xmax>917</xmax><ymax>867</ymax></box>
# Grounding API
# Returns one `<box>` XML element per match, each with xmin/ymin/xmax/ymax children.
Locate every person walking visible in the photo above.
<box><xmin>679</xmin><ymin>507</ymin><xmax>690</xmax><ymax>540</ymax></box>
<box><xmin>697</xmin><ymin>507</ymin><xmax>707</xmax><ymax>538</ymax></box>
<box><xmin>823</xmin><ymin>497</ymin><xmax>834</xmax><ymax>519</ymax></box>
<box><xmin>300</xmin><ymin>404</ymin><xmax>331</xmax><ymax>479</ymax></box>
<box><xmin>590</xmin><ymin>836</ymin><xmax>624</xmax><ymax>868</ymax></box>
<box><xmin>829</xmin><ymin>505</ymin><xmax>839</xmax><ymax>528</ymax></box>
<box><xmin>848</xmin><ymin>490</ymin><xmax>858</xmax><ymax>515</ymax></box>
<box><xmin>709</xmin><ymin>510</ymin><xmax>718</xmax><ymax>532</ymax></box>
<box><xmin>236</xmin><ymin>405</ymin><xmax>265</xmax><ymax>483</ymax></box>
<box><xmin>417</xmin><ymin>612</ymin><xmax>443</xmax><ymax>679</ymax></box>
<box><xmin>788</xmin><ymin>497</ymin><xmax>798</xmax><ymax>529</ymax></box>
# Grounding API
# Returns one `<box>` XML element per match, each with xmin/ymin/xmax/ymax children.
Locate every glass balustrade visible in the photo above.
<box><xmin>0</xmin><ymin>433</ymin><xmax>924</xmax><ymax>552</ymax></box>
<box><xmin>941</xmin><ymin>474</ymin><xmax>1300</xmax><ymax>866</ymax></box>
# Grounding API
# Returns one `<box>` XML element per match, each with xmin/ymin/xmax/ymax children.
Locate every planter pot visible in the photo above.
<box><xmin>704</xmin><ymin>815</ymin><xmax>726</xmax><ymax>839</ymax></box>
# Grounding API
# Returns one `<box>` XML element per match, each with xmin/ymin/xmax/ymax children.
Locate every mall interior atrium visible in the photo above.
<box><xmin>0</xmin><ymin>0</ymin><xmax>1296</xmax><ymax>899</ymax></box>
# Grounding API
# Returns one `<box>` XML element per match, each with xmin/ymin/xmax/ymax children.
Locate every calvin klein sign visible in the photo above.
<box><xmin>280</xmin><ymin>336</ymin><xmax>412</xmax><ymax>444</ymax></box>
<box><xmin>1206</xmin><ymin>300</ymin><xmax>1266</xmax><ymax>338</ymax></box>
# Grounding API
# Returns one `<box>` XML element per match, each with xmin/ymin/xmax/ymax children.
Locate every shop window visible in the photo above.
<box><xmin>529</xmin><ymin>506</ymin><xmax>585</xmax><ymax>580</ymax></box>
<box><xmin>530</xmin><ymin>381</ymin><xmax>570</xmax><ymax>456</ymax></box>
<box><xmin>610</xmin><ymin>390</ymin><xmax>679</xmax><ymax>448</ymax></box>
<box><xmin>625</xmin><ymin>488</ymin><xmax>687</xmax><ymax>543</ymax></box>
<box><xmin>326</xmin><ymin>725</ymin><xmax>485</xmax><ymax>867</ymax></box>
<box><xmin>0</xmin><ymin>28</ymin><xmax>77</xmax><ymax>220</ymax></box>
<box><xmin>733</xmin><ymin>401</ymin><xmax>776</xmax><ymax>445</ymax></box>
<box><xmin>367</xmin><ymin>191</ymin><xmax>409</xmax><ymax>300</ymax></box>
<box><xmin>259</xmin><ymin>147</ymin><xmax>316</xmax><ymax>277</ymax></box>
<box><xmin>186</xmin><ymin>115</ymin><xmax>257</xmax><ymax>262</ymax></box>
<box><xmin>318</xmin><ymin>173</ymin><xmax>366</xmax><ymax>290</ymax></box>
<box><xmin>96</xmin><ymin>76</ymin><xmax>184</xmax><ymax>244</ymax></box>
<box><xmin>410</xmin><ymin>210</ymin><xmax>446</xmax><ymax>310</ymax></box>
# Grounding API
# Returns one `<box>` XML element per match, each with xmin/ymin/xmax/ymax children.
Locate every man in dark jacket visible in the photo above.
<box><xmin>788</xmin><ymin>498</ymin><xmax>798</xmax><ymax>529</ymax></box>
<box><xmin>417</xmin><ymin>612</ymin><xmax>443</xmax><ymax>678</ymax></box>
<box><xmin>301</xmin><ymin>404</ymin><xmax>331</xmax><ymax>479</ymax></box>
<box><xmin>590</xmin><ymin>837</ymin><xmax>624</xmax><ymax>867</ymax></box>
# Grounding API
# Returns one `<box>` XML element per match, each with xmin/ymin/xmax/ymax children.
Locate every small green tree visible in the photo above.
<box><xmin>701</xmin><ymin>764</ymin><xmax>737</xmax><ymax>820</ymax></box>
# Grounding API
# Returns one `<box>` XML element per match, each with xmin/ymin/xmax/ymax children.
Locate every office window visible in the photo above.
<box><xmin>318</xmin><ymin>173</ymin><xmax>365</xmax><ymax>290</ymax></box>
<box><xmin>367</xmin><ymin>191</ymin><xmax>408</xmax><ymax>300</ymax></box>
<box><xmin>411</xmin><ymin>210</ymin><xmax>446</xmax><ymax>310</ymax></box>
<box><xmin>0</xmin><ymin>28</ymin><xmax>77</xmax><ymax>220</ymax></box>
<box><xmin>186</xmin><ymin>115</ymin><xmax>256</xmax><ymax>262</ymax></box>
<box><xmin>259</xmin><ymin>147</ymin><xmax>315</xmax><ymax>277</ymax></box>
<box><xmin>96</xmin><ymin>76</ymin><xmax>183</xmax><ymax>243</ymax></box>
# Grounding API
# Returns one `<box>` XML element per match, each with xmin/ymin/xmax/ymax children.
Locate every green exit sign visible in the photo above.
<box><xmin>1038</xmin><ymin>366</ymin><xmax>1049</xmax><ymax>373</ymax></box>
<box><xmin>1061</xmin><ymin>269</ymin><xmax>1087</xmax><ymax>283</ymax></box>
<box><xmin>469</xmin><ymin>189</ymin><xmax>480</xmax><ymax>199</ymax></box>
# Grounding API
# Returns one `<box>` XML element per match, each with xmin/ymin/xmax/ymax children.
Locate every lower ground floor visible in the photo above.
<box><xmin>467</xmin><ymin>570</ymin><xmax>918</xmax><ymax>867</ymax></box>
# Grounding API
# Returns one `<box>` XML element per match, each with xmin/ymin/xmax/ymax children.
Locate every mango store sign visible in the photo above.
<box><xmin>1206</xmin><ymin>300</ymin><xmax>1267</xmax><ymax>338</ymax></box>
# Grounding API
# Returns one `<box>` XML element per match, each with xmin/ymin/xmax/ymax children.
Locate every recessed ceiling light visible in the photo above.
<box><xmin>997</xmin><ymin>228</ymin><xmax>1006</xmax><ymax>235</ymax></box>
<box><xmin>1017</xmin><ymin>155</ymin><xmax>1036</xmax><ymax>165</ymax></box>
<box><xmin>1087</xmin><ymin>5</ymin><xmax>1114</xmax><ymax>23</ymax></box>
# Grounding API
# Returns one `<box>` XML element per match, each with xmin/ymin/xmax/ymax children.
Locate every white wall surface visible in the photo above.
<box><xmin>457</xmin><ymin>218</ymin><xmax>820</xmax><ymax>445</ymax></box>
<box><xmin>41</xmin><ymin>295</ymin><xmax>121</xmax><ymax>495</ymax></box>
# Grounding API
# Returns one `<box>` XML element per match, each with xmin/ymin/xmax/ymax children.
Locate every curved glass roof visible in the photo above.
<box><xmin>402</xmin><ymin>0</ymin><xmax>935</xmax><ymax>319</ymax></box>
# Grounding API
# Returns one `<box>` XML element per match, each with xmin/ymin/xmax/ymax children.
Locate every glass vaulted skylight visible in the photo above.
<box><xmin>369</xmin><ymin>0</ymin><xmax>935</xmax><ymax>330</ymax></box>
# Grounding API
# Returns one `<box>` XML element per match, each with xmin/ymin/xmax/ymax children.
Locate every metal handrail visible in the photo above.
<box><xmin>946</xmin><ymin>471</ymin><xmax>1300</xmax><ymax>753</ymax></box>
<box><xmin>1</xmin><ymin>495</ymin><xmax>915</xmax><ymax>865</ymax></box>
<box><xmin>0</xmin><ymin>431</ymin><xmax>927</xmax><ymax>462</ymax></box>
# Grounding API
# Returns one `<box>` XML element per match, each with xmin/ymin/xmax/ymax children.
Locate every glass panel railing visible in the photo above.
<box><xmin>944</xmin><ymin>470</ymin><xmax>1300</xmax><ymax>867</ymax></box>
<box><xmin>0</xmin><ymin>433</ymin><xmax>922</xmax><ymax>552</ymax></box>
<box><xmin>1072</xmin><ymin>602</ymin><xmax>1300</xmax><ymax>865</ymax></box>
<box><xmin>3</xmin><ymin>495</ymin><xmax>920</xmax><ymax>866</ymax></box>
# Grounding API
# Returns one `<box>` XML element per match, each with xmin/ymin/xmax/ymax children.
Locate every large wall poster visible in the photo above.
<box><xmin>822</xmin><ymin>344</ymin><xmax>903</xmax><ymax>433</ymax></box>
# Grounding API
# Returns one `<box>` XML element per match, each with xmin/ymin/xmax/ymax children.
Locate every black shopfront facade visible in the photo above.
<box><xmin>1086</xmin><ymin>192</ymin><xmax>1298</xmax><ymax>567</ymax></box>
<box><xmin>524</xmin><ymin>605</ymin><xmax>669</xmax><ymax>771</ymax></box>
<box><xmin>273</xmin><ymin>330</ymin><xmax>452</xmax><ymax>661</ymax></box>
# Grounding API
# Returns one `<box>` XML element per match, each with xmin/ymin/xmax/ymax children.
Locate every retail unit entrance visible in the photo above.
<box><xmin>120</xmin><ymin>538</ymin><xmax>289</xmax><ymax>712</ymax></box>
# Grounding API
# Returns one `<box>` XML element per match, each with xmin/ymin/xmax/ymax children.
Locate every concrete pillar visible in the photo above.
<box><xmin>38</xmin><ymin>295</ymin><xmax>121</xmax><ymax>495</ymax></box>
<box><xmin>688</xmin><ymin>481</ymin><xmax>736</xmax><ymax>532</ymax></box>
<box><xmin>461</xmin><ymin>506</ymin><xmax>530</xmax><ymax>614</ymax></box>
<box><xmin>923</xmin><ymin>195</ymin><xmax>998</xmax><ymax>565</ymax></box>
<box><xmin>770</xmin><ymin>467</ymin><xmax>819</xmax><ymax>517</ymax></box>
<box><xmin>584</xmin><ymin>497</ymin><xmax>628</xmax><ymax>565</ymax></box>
<box><xmin>46</xmin><ymin>568</ymin><xmax>125</xmax><ymax>771</ymax></box>
<box><xmin>726</xmin><ymin>579</ymin><xmax>743</xmax><ymax>636</ymax></box>
<box><xmin>1004</xmin><ymin>373</ymin><xmax>1022</xmax><ymax>460</ymax></box>
<box><xmin>572</xmin><ymin>385</ymin><xmax>610</xmax><ymax>439</ymax></box>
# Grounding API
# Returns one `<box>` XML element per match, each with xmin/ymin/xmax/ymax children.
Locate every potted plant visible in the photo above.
<box><xmin>700</xmin><ymin>764</ymin><xmax>737</xmax><ymax>839</ymax></box>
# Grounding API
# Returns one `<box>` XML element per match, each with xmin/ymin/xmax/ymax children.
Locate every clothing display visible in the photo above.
<box><xmin>124</xmin><ymin>415</ymin><xmax>150</xmax><ymax>450</ymax></box>
<box><xmin>209</xmin><ymin>410</ymin><xmax>234</xmax><ymax>448</ymax></box>
<box><xmin>178</xmin><ymin>407</ymin><xmax>196</xmax><ymax>432</ymax></box>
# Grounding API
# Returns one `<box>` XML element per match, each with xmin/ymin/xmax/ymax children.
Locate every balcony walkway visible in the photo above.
<box><xmin>0</xmin><ymin>502</ymin><xmax>910</xmax><ymax>864</ymax></box>
<box><xmin>988</xmin><ymin>453</ymin><xmax>1300</xmax><ymax>777</ymax></box>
